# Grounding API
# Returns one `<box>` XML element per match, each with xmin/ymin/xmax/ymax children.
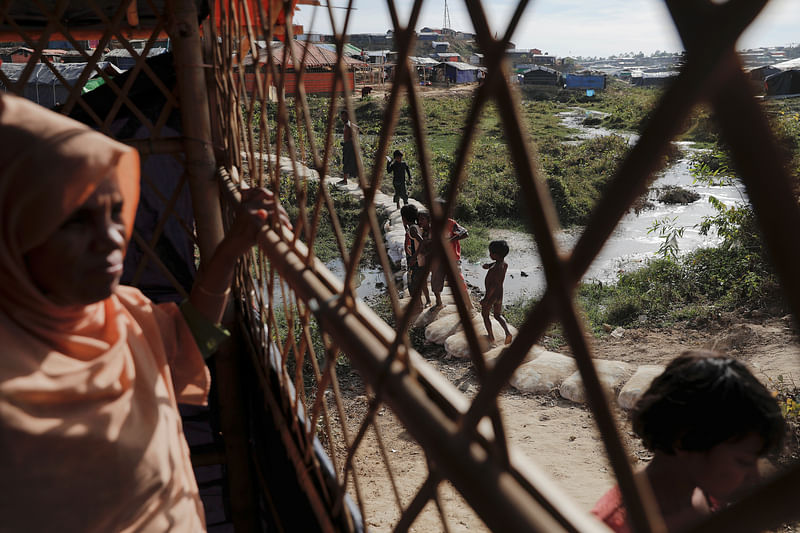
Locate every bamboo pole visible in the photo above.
<box><xmin>167</xmin><ymin>0</ymin><xmax>224</xmax><ymax>259</ymax></box>
<box><xmin>167</xmin><ymin>3</ymin><xmax>256</xmax><ymax>531</ymax></box>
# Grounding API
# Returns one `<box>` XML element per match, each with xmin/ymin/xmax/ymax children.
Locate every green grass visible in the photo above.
<box><xmin>268</xmin><ymin>88</ymin><xmax>799</xmax><ymax>337</ymax></box>
<box><xmin>280</xmin><ymin>178</ymin><xmax>380</xmax><ymax>266</ymax></box>
<box><xmin>458</xmin><ymin>223</ymin><xmax>490</xmax><ymax>262</ymax></box>
<box><xmin>575</xmin><ymin>247</ymin><xmax>785</xmax><ymax>332</ymax></box>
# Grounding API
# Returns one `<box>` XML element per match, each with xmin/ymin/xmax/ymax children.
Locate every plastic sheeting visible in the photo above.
<box><xmin>0</xmin><ymin>61</ymin><xmax>113</xmax><ymax>108</ymax></box>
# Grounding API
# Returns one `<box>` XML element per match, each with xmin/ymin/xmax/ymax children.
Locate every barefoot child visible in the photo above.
<box><xmin>387</xmin><ymin>150</ymin><xmax>411</xmax><ymax>209</ymax></box>
<box><xmin>426</xmin><ymin>201</ymin><xmax>469</xmax><ymax>307</ymax></box>
<box><xmin>592</xmin><ymin>350</ymin><xmax>784</xmax><ymax>533</ymax></box>
<box><xmin>481</xmin><ymin>240</ymin><xmax>513</xmax><ymax>345</ymax></box>
<box><xmin>338</xmin><ymin>110</ymin><xmax>359</xmax><ymax>185</ymax></box>
<box><xmin>401</xmin><ymin>204</ymin><xmax>419</xmax><ymax>294</ymax></box>
<box><xmin>408</xmin><ymin>222</ymin><xmax>431</xmax><ymax>306</ymax></box>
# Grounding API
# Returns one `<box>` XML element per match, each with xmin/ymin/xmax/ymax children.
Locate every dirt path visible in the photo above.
<box><xmin>332</xmin><ymin>315</ymin><xmax>800</xmax><ymax>532</ymax></box>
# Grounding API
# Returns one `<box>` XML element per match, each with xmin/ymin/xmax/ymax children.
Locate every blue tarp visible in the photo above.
<box><xmin>439</xmin><ymin>61</ymin><xmax>480</xmax><ymax>84</ymax></box>
<box><xmin>565</xmin><ymin>74</ymin><xmax>606</xmax><ymax>90</ymax></box>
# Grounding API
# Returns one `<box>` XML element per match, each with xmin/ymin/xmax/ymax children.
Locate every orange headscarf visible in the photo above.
<box><xmin>0</xmin><ymin>93</ymin><xmax>209</xmax><ymax>531</ymax></box>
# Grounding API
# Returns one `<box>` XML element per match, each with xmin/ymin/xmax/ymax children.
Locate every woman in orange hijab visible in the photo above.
<box><xmin>0</xmin><ymin>93</ymin><xmax>285</xmax><ymax>532</ymax></box>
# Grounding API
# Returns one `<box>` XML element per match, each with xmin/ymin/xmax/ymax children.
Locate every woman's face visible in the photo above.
<box><xmin>25</xmin><ymin>179</ymin><xmax>126</xmax><ymax>306</ymax></box>
<box><xmin>687</xmin><ymin>432</ymin><xmax>764</xmax><ymax>502</ymax></box>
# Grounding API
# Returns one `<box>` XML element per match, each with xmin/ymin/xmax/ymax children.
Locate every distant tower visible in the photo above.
<box><xmin>442</xmin><ymin>0</ymin><xmax>452</xmax><ymax>31</ymax></box>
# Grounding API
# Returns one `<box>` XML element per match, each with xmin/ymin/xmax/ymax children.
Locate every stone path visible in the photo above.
<box><xmin>268</xmin><ymin>153</ymin><xmax>666</xmax><ymax>409</ymax></box>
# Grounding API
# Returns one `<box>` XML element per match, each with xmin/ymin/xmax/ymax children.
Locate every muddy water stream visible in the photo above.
<box><xmin>328</xmin><ymin>108</ymin><xmax>743</xmax><ymax>304</ymax></box>
<box><xmin>460</xmin><ymin>109</ymin><xmax>743</xmax><ymax>301</ymax></box>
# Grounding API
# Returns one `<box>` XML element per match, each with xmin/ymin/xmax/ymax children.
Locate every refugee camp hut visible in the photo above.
<box><xmin>409</xmin><ymin>56</ymin><xmax>438</xmax><ymax>85</ymax></box>
<box><xmin>261</xmin><ymin>40</ymin><xmax>368</xmax><ymax>96</ymax></box>
<box><xmin>0</xmin><ymin>61</ymin><xmax>117</xmax><ymax>108</ymax></box>
<box><xmin>316</xmin><ymin>42</ymin><xmax>362</xmax><ymax>58</ymax></box>
<box><xmin>521</xmin><ymin>65</ymin><xmax>562</xmax><ymax>86</ymax></box>
<box><xmin>765</xmin><ymin>69</ymin><xmax>800</xmax><ymax>97</ymax></box>
<box><xmin>748</xmin><ymin>64</ymin><xmax>781</xmax><ymax>82</ymax></box>
<box><xmin>564</xmin><ymin>72</ymin><xmax>607</xmax><ymax>91</ymax></box>
<box><xmin>0</xmin><ymin>47</ymin><xmax>14</xmax><ymax>63</ymax></box>
<box><xmin>431</xmin><ymin>52</ymin><xmax>461</xmax><ymax>63</ymax></box>
<box><xmin>630</xmin><ymin>70</ymin><xmax>679</xmax><ymax>87</ymax></box>
<box><xmin>432</xmin><ymin>41</ymin><xmax>450</xmax><ymax>53</ymax></box>
<box><xmin>435</xmin><ymin>61</ymin><xmax>481</xmax><ymax>84</ymax></box>
<box><xmin>531</xmin><ymin>54</ymin><xmax>556</xmax><ymax>66</ymax></box>
<box><xmin>9</xmin><ymin>46</ymin><xmax>59</xmax><ymax>63</ymax></box>
<box><xmin>103</xmin><ymin>47</ymin><xmax>168</xmax><ymax>70</ymax></box>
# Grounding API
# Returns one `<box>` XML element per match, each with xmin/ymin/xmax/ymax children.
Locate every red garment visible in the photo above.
<box><xmin>592</xmin><ymin>484</ymin><xmax>721</xmax><ymax>533</ymax></box>
<box><xmin>591</xmin><ymin>485</ymin><xmax>631</xmax><ymax>533</ymax></box>
<box><xmin>445</xmin><ymin>218</ymin><xmax>465</xmax><ymax>261</ymax></box>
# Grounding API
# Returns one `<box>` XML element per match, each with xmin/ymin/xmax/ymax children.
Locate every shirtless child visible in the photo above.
<box><xmin>407</xmin><ymin>223</ymin><xmax>431</xmax><ymax>306</ymax></box>
<box><xmin>481</xmin><ymin>240</ymin><xmax>513</xmax><ymax>345</ymax></box>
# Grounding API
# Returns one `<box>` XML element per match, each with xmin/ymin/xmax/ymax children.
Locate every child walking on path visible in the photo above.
<box><xmin>481</xmin><ymin>240</ymin><xmax>513</xmax><ymax>345</ymax></box>
<box><xmin>591</xmin><ymin>350</ymin><xmax>784</xmax><ymax>533</ymax></box>
<box><xmin>387</xmin><ymin>150</ymin><xmax>411</xmax><ymax>209</ymax></box>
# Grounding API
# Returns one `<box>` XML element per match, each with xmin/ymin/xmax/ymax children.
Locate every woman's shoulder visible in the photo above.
<box><xmin>114</xmin><ymin>285</ymin><xmax>153</xmax><ymax>310</ymax></box>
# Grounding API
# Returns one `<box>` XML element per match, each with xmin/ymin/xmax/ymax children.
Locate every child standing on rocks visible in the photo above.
<box><xmin>387</xmin><ymin>150</ymin><xmax>412</xmax><ymax>209</ymax></box>
<box><xmin>401</xmin><ymin>204</ymin><xmax>419</xmax><ymax>297</ymax></box>
<box><xmin>427</xmin><ymin>200</ymin><xmax>469</xmax><ymax>308</ymax></box>
<box><xmin>408</xmin><ymin>221</ymin><xmax>431</xmax><ymax>306</ymax></box>
<box><xmin>481</xmin><ymin>240</ymin><xmax>513</xmax><ymax>345</ymax></box>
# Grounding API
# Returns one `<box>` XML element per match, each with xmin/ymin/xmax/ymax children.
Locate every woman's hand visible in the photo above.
<box><xmin>222</xmin><ymin>188</ymin><xmax>291</xmax><ymax>258</ymax></box>
<box><xmin>190</xmin><ymin>187</ymin><xmax>291</xmax><ymax>324</ymax></box>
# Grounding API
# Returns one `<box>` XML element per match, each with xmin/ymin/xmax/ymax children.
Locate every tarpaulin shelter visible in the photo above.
<box><xmin>0</xmin><ymin>61</ymin><xmax>119</xmax><ymax>108</ymax></box>
<box><xmin>565</xmin><ymin>73</ymin><xmax>607</xmax><ymax>90</ymax></box>
<box><xmin>104</xmin><ymin>46</ymin><xmax>169</xmax><ymax>70</ymax></box>
<box><xmin>766</xmin><ymin>69</ymin><xmax>800</xmax><ymax>97</ymax></box>
<box><xmin>436</xmin><ymin>61</ymin><xmax>481</xmax><ymax>83</ymax></box>
<box><xmin>630</xmin><ymin>70</ymin><xmax>679</xmax><ymax>86</ymax></box>
<box><xmin>521</xmin><ymin>65</ymin><xmax>562</xmax><ymax>86</ymax></box>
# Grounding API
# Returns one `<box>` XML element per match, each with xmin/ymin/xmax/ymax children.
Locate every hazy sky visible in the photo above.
<box><xmin>294</xmin><ymin>0</ymin><xmax>799</xmax><ymax>58</ymax></box>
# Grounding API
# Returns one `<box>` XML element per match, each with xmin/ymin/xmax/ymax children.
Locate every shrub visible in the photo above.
<box><xmin>604</xmin><ymin>292</ymin><xmax>642</xmax><ymax>326</ymax></box>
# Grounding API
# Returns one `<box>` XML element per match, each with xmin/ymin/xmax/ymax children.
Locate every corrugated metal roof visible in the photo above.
<box><xmin>773</xmin><ymin>57</ymin><xmax>800</xmax><ymax>71</ymax></box>
<box><xmin>316</xmin><ymin>42</ymin><xmax>362</xmax><ymax>57</ymax></box>
<box><xmin>437</xmin><ymin>61</ymin><xmax>480</xmax><ymax>71</ymax></box>
<box><xmin>104</xmin><ymin>47</ymin><xmax>168</xmax><ymax>58</ymax></box>
<box><xmin>268</xmin><ymin>40</ymin><xmax>367</xmax><ymax>69</ymax></box>
<box><xmin>409</xmin><ymin>56</ymin><xmax>439</xmax><ymax>66</ymax></box>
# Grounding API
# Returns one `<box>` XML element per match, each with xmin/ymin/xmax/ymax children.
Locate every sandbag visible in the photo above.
<box><xmin>617</xmin><ymin>364</ymin><xmax>665</xmax><ymax>410</ymax></box>
<box><xmin>559</xmin><ymin>360</ymin><xmax>634</xmax><ymax>404</ymax></box>
<box><xmin>510</xmin><ymin>351</ymin><xmax>577</xmax><ymax>394</ymax></box>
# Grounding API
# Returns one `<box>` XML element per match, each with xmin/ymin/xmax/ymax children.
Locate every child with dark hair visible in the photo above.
<box><xmin>429</xmin><ymin>199</ymin><xmax>469</xmax><ymax>308</ymax></box>
<box><xmin>407</xmin><ymin>223</ymin><xmax>431</xmax><ymax>306</ymax></box>
<box><xmin>400</xmin><ymin>204</ymin><xmax>418</xmax><ymax>296</ymax></box>
<box><xmin>592</xmin><ymin>350</ymin><xmax>784</xmax><ymax>533</ymax></box>
<box><xmin>481</xmin><ymin>240</ymin><xmax>513</xmax><ymax>345</ymax></box>
<box><xmin>339</xmin><ymin>110</ymin><xmax>358</xmax><ymax>185</ymax></box>
<box><xmin>387</xmin><ymin>149</ymin><xmax>412</xmax><ymax>209</ymax></box>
